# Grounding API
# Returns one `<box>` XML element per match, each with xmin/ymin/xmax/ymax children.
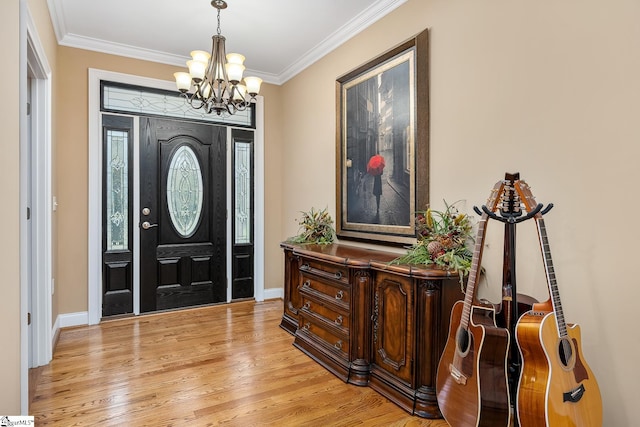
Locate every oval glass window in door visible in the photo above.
<box><xmin>166</xmin><ymin>145</ymin><xmax>203</xmax><ymax>237</ymax></box>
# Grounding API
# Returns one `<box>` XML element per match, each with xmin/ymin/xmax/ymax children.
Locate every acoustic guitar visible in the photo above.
<box><xmin>436</xmin><ymin>180</ymin><xmax>512</xmax><ymax>427</ymax></box>
<box><xmin>514</xmin><ymin>180</ymin><xmax>603</xmax><ymax>427</ymax></box>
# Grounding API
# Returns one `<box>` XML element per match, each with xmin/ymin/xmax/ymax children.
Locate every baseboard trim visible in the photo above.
<box><xmin>51</xmin><ymin>311</ymin><xmax>89</xmax><ymax>350</ymax></box>
<box><xmin>263</xmin><ymin>287</ymin><xmax>284</xmax><ymax>300</ymax></box>
<box><xmin>57</xmin><ymin>311</ymin><xmax>89</xmax><ymax>329</ymax></box>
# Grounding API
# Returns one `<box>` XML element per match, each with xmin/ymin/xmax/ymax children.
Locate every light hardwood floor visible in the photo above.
<box><xmin>30</xmin><ymin>299</ymin><xmax>449</xmax><ymax>426</ymax></box>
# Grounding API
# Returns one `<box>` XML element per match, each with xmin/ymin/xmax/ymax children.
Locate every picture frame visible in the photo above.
<box><xmin>335</xmin><ymin>29</ymin><xmax>429</xmax><ymax>245</ymax></box>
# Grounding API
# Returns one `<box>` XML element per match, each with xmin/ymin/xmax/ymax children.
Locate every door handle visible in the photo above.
<box><xmin>141</xmin><ymin>221</ymin><xmax>158</xmax><ymax>230</ymax></box>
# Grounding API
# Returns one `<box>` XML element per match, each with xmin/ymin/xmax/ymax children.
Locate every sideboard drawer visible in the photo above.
<box><xmin>299</xmin><ymin>275</ymin><xmax>350</xmax><ymax>308</ymax></box>
<box><xmin>299</xmin><ymin>311</ymin><xmax>349</xmax><ymax>358</ymax></box>
<box><xmin>299</xmin><ymin>259</ymin><xmax>349</xmax><ymax>285</ymax></box>
<box><xmin>300</xmin><ymin>296</ymin><xmax>350</xmax><ymax>331</ymax></box>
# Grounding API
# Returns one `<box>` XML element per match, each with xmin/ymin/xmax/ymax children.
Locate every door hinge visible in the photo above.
<box><xmin>27</xmin><ymin>312</ymin><xmax>31</xmax><ymax>325</ymax></box>
<box><xmin>27</xmin><ymin>206</ymin><xmax>31</xmax><ymax>220</ymax></box>
<box><xmin>27</xmin><ymin>102</ymin><xmax>31</xmax><ymax>116</ymax></box>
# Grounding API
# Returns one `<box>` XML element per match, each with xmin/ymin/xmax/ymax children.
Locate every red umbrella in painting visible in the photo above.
<box><xmin>367</xmin><ymin>154</ymin><xmax>385</xmax><ymax>176</ymax></box>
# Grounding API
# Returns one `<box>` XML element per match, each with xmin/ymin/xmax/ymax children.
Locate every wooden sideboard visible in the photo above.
<box><xmin>280</xmin><ymin>242</ymin><xmax>463</xmax><ymax>418</ymax></box>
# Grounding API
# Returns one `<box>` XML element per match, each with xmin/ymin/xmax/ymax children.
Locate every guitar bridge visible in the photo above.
<box><xmin>563</xmin><ymin>383</ymin><xmax>585</xmax><ymax>403</ymax></box>
<box><xmin>449</xmin><ymin>364</ymin><xmax>468</xmax><ymax>385</ymax></box>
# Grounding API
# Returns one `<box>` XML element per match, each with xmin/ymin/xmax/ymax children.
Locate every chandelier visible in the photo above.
<box><xmin>174</xmin><ymin>0</ymin><xmax>262</xmax><ymax>116</ymax></box>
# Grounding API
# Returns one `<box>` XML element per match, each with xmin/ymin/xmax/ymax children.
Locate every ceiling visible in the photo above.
<box><xmin>47</xmin><ymin>0</ymin><xmax>407</xmax><ymax>85</ymax></box>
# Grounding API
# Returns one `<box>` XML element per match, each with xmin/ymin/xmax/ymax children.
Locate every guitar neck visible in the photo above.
<box><xmin>514</xmin><ymin>179</ymin><xmax>568</xmax><ymax>339</ymax></box>
<box><xmin>536</xmin><ymin>217</ymin><xmax>568</xmax><ymax>338</ymax></box>
<box><xmin>458</xmin><ymin>180</ymin><xmax>505</xmax><ymax>330</ymax></box>
<box><xmin>460</xmin><ymin>215</ymin><xmax>488</xmax><ymax>330</ymax></box>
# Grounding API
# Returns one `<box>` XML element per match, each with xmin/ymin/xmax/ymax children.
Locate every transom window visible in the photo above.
<box><xmin>101</xmin><ymin>81</ymin><xmax>254</xmax><ymax>127</ymax></box>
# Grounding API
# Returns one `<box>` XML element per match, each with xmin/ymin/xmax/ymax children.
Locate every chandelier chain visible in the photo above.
<box><xmin>216</xmin><ymin>7</ymin><xmax>221</xmax><ymax>36</ymax></box>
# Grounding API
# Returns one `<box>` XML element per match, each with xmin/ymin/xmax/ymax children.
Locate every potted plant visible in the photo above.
<box><xmin>287</xmin><ymin>207</ymin><xmax>336</xmax><ymax>245</ymax></box>
<box><xmin>393</xmin><ymin>200</ymin><xmax>473</xmax><ymax>283</ymax></box>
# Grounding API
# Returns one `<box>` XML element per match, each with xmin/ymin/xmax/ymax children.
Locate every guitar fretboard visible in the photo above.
<box><xmin>460</xmin><ymin>216</ymin><xmax>488</xmax><ymax>330</ymax></box>
<box><xmin>536</xmin><ymin>217</ymin><xmax>568</xmax><ymax>338</ymax></box>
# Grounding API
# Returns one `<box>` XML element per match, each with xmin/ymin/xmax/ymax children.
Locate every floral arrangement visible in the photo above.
<box><xmin>393</xmin><ymin>200</ymin><xmax>474</xmax><ymax>280</ymax></box>
<box><xmin>287</xmin><ymin>207</ymin><xmax>336</xmax><ymax>245</ymax></box>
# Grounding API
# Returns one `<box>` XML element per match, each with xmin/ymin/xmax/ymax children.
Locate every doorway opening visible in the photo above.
<box><xmin>88</xmin><ymin>70</ymin><xmax>265</xmax><ymax>323</ymax></box>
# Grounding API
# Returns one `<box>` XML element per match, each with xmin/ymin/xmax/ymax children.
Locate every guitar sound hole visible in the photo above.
<box><xmin>455</xmin><ymin>327</ymin><xmax>471</xmax><ymax>355</ymax></box>
<box><xmin>558</xmin><ymin>338</ymin><xmax>573</xmax><ymax>367</ymax></box>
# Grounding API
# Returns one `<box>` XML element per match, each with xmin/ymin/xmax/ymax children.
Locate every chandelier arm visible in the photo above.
<box><xmin>184</xmin><ymin>93</ymin><xmax>205</xmax><ymax>110</ymax></box>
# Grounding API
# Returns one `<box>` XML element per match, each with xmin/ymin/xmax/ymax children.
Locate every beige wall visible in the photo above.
<box><xmin>258</xmin><ymin>83</ymin><xmax>285</xmax><ymax>289</ymax></box>
<box><xmin>0</xmin><ymin>0</ymin><xmax>22</xmax><ymax>415</ymax></box>
<box><xmin>279</xmin><ymin>0</ymin><xmax>639</xmax><ymax>425</ymax></box>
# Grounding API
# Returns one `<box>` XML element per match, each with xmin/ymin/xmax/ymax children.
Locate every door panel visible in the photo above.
<box><xmin>231</xmin><ymin>129</ymin><xmax>255</xmax><ymax>300</ymax></box>
<box><xmin>373</xmin><ymin>272</ymin><xmax>414</xmax><ymax>384</ymax></box>
<box><xmin>140</xmin><ymin>117</ymin><xmax>226</xmax><ymax>313</ymax></box>
<box><xmin>102</xmin><ymin>115</ymin><xmax>134</xmax><ymax>316</ymax></box>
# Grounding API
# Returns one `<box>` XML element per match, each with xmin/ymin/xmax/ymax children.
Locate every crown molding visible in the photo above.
<box><xmin>278</xmin><ymin>0</ymin><xmax>408</xmax><ymax>84</ymax></box>
<box><xmin>47</xmin><ymin>0</ymin><xmax>407</xmax><ymax>86</ymax></box>
<box><xmin>46</xmin><ymin>0</ymin><xmax>66</xmax><ymax>43</ymax></box>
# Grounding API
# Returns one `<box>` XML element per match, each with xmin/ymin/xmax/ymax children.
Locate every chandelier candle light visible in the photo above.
<box><xmin>174</xmin><ymin>0</ymin><xmax>262</xmax><ymax>116</ymax></box>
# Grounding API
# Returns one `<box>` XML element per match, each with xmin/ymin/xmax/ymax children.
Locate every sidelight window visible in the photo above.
<box><xmin>234</xmin><ymin>142</ymin><xmax>252</xmax><ymax>244</ymax></box>
<box><xmin>106</xmin><ymin>129</ymin><xmax>128</xmax><ymax>251</ymax></box>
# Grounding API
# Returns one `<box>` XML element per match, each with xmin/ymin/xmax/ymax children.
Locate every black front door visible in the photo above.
<box><xmin>139</xmin><ymin>117</ymin><xmax>227</xmax><ymax>313</ymax></box>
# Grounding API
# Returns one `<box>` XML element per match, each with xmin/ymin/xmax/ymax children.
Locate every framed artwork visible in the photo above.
<box><xmin>335</xmin><ymin>29</ymin><xmax>429</xmax><ymax>245</ymax></box>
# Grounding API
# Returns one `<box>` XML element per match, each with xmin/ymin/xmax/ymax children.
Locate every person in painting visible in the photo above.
<box><xmin>367</xmin><ymin>153</ymin><xmax>385</xmax><ymax>213</ymax></box>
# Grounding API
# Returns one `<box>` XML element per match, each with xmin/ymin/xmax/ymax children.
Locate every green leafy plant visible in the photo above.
<box><xmin>393</xmin><ymin>200</ymin><xmax>474</xmax><ymax>281</ymax></box>
<box><xmin>287</xmin><ymin>207</ymin><xmax>336</xmax><ymax>245</ymax></box>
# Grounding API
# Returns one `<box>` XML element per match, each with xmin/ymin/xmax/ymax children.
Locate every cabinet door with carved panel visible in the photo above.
<box><xmin>279</xmin><ymin>244</ymin><xmax>302</xmax><ymax>334</ymax></box>
<box><xmin>372</xmin><ymin>271</ymin><xmax>414</xmax><ymax>385</ymax></box>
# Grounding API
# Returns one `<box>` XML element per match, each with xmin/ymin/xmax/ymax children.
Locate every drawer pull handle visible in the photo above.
<box><xmin>303</xmin><ymin>301</ymin><xmax>311</xmax><ymax>310</ymax></box>
<box><xmin>302</xmin><ymin>280</ymin><xmax>311</xmax><ymax>288</ymax></box>
<box><xmin>334</xmin><ymin>271</ymin><xmax>343</xmax><ymax>280</ymax></box>
<box><xmin>335</xmin><ymin>290</ymin><xmax>344</xmax><ymax>300</ymax></box>
<box><xmin>334</xmin><ymin>340</ymin><xmax>343</xmax><ymax>350</ymax></box>
<box><xmin>335</xmin><ymin>315</ymin><xmax>343</xmax><ymax>326</ymax></box>
<box><xmin>300</xmin><ymin>263</ymin><xmax>310</xmax><ymax>271</ymax></box>
<box><xmin>303</xmin><ymin>322</ymin><xmax>311</xmax><ymax>331</ymax></box>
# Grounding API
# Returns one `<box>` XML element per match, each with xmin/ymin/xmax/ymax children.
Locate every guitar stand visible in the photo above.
<box><xmin>475</xmin><ymin>202</ymin><xmax>553</xmax><ymax>224</ymax></box>
<box><xmin>473</xmin><ymin>191</ymin><xmax>553</xmax><ymax>426</ymax></box>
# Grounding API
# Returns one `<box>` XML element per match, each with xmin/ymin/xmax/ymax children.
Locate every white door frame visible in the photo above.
<box><xmin>88</xmin><ymin>69</ymin><xmax>265</xmax><ymax>324</ymax></box>
<box><xmin>20</xmin><ymin>2</ymin><xmax>54</xmax><ymax>413</ymax></box>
